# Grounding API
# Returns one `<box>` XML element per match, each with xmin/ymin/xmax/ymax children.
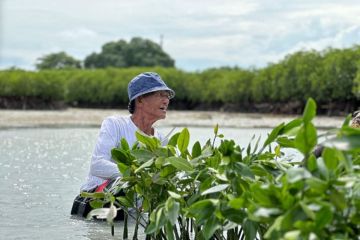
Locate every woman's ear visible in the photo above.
<box><xmin>136</xmin><ymin>97</ymin><xmax>143</xmax><ymax>104</ymax></box>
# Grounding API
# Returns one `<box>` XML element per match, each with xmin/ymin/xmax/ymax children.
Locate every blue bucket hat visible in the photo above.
<box><xmin>128</xmin><ymin>72</ymin><xmax>175</xmax><ymax>101</ymax></box>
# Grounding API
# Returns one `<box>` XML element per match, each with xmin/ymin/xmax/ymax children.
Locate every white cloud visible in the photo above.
<box><xmin>1</xmin><ymin>0</ymin><xmax>360</xmax><ymax>71</ymax></box>
<box><xmin>57</xmin><ymin>28</ymin><xmax>98</xmax><ymax>40</ymax></box>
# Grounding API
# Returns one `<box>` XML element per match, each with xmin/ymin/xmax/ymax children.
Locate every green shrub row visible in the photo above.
<box><xmin>1</xmin><ymin>46</ymin><xmax>360</xmax><ymax>109</ymax></box>
<box><xmin>0</xmin><ymin>69</ymin><xmax>66</xmax><ymax>101</ymax></box>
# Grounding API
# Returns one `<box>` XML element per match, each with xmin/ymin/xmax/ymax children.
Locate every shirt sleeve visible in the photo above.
<box><xmin>89</xmin><ymin>117</ymin><xmax>121</xmax><ymax>179</ymax></box>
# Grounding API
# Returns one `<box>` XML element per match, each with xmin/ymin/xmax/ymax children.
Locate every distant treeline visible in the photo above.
<box><xmin>1</xmin><ymin>46</ymin><xmax>360</xmax><ymax>115</ymax></box>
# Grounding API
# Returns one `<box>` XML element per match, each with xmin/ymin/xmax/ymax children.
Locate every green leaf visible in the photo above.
<box><xmin>155</xmin><ymin>156</ymin><xmax>165</xmax><ymax>168</ymax></box>
<box><xmin>214</xmin><ymin>124</ymin><xmax>219</xmax><ymax>135</ymax></box>
<box><xmin>221</xmin><ymin>207</ymin><xmax>247</xmax><ymax>224</ymax></box>
<box><xmin>283</xmin><ymin>230</ymin><xmax>301</xmax><ymax>240</ymax></box>
<box><xmin>191</xmin><ymin>146</ymin><xmax>213</xmax><ymax>165</ymax></box>
<box><xmin>167</xmin><ymin>156</ymin><xmax>193</xmax><ymax>172</ymax></box>
<box><xmin>250</xmin><ymin>165</ymin><xmax>271</xmax><ymax>177</ymax></box>
<box><xmin>206</xmin><ymin>154</ymin><xmax>221</xmax><ymax>169</ymax></box>
<box><xmin>120</xmin><ymin>138</ymin><xmax>130</xmax><ymax>151</ymax></box>
<box><xmin>250</xmin><ymin>184</ymin><xmax>274</xmax><ymax>207</ymax></box>
<box><xmin>294</xmin><ymin>123</ymin><xmax>317</xmax><ymax>154</ymax></box>
<box><xmin>116</xmin><ymin>196</ymin><xmax>133</xmax><ymax>208</ymax></box>
<box><xmin>234</xmin><ymin>162</ymin><xmax>255</xmax><ymax>179</ymax></box>
<box><xmin>315</xmin><ymin>205</ymin><xmax>333</xmax><ymax>229</ymax></box>
<box><xmin>165</xmin><ymin>221</ymin><xmax>175</xmax><ymax>240</ymax></box>
<box><xmin>203</xmin><ymin>215</ymin><xmax>221</xmax><ymax>240</ymax></box>
<box><xmin>117</xmin><ymin>162</ymin><xmax>129</xmax><ymax>175</ymax></box>
<box><xmin>145</xmin><ymin>221</ymin><xmax>156</xmax><ymax>234</ymax></box>
<box><xmin>306</xmin><ymin>154</ymin><xmax>317</xmax><ymax>171</ymax></box>
<box><xmin>191</xmin><ymin>141</ymin><xmax>202</xmax><ymax>158</ymax></box>
<box><xmin>317</xmin><ymin>158</ymin><xmax>329</xmax><ymax>180</ymax></box>
<box><xmin>187</xmin><ymin>199</ymin><xmax>218</xmax><ymax>224</ymax></box>
<box><xmin>306</xmin><ymin>177</ymin><xmax>328</xmax><ymax>194</ymax></box>
<box><xmin>253</xmin><ymin>208</ymin><xmax>282</xmax><ymax>219</ymax></box>
<box><xmin>243</xmin><ymin>219</ymin><xmax>259</xmax><ymax>240</ymax></box>
<box><xmin>136</xmin><ymin>131</ymin><xmax>159</xmax><ymax>150</ymax></box>
<box><xmin>186</xmin><ymin>192</ymin><xmax>201</xmax><ymax>206</ymax></box>
<box><xmin>111</xmin><ymin>148</ymin><xmax>131</xmax><ymax>165</ymax></box>
<box><xmin>275</xmin><ymin>145</ymin><xmax>281</xmax><ymax>157</ymax></box>
<box><xmin>281</xmin><ymin>118</ymin><xmax>303</xmax><ymax>135</ymax></box>
<box><xmin>177</xmin><ymin>128</ymin><xmax>190</xmax><ymax>154</ymax></box>
<box><xmin>89</xmin><ymin>199</ymin><xmax>104</xmax><ymax>209</ymax></box>
<box><xmin>302</xmin><ymin>98</ymin><xmax>316</xmax><ymax>124</ymax></box>
<box><xmin>131</xmin><ymin>149</ymin><xmax>155</xmax><ymax>163</ymax></box>
<box><xmin>201</xmin><ymin>184</ymin><xmax>229</xmax><ymax>196</ymax></box>
<box><xmin>252</xmin><ymin>135</ymin><xmax>261</xmax><ymax>154</ymax></box>
<box><xmin>200</xmin><ymin>177</ymin><xmax>213</xmax><ymax>193</ymax></box>
<box><xmin>341</xmin><ymin>114</ymin><xmax>352</xmax><ymax>128</ymax></box>
<box><xmin>154</xmin><ymin>147</ymin><xmax>168</xmax><ymax>157</ymax></box>
<box><xmin>152</xmin><ymin>172</ymin><xmax>167</xmax><ymax>185</ymax></box>
<box><xmin>168</xmin><ymin>191</ymin><xmax>181</xmax><ymax>199</ymax></box>
<box><xmin>168</xmin><ymin>132</ymin><xmax>180</xmax><ymax>147</ymax></box>
<box><xmin>305</xmin><ymin>123</ymin><xmax>317</xmax><ymax>150</ymax></box>
<box><xmin>340</xmin><ymin>125</ymin><xmax>360</xmax><ymax>136</ymax></box>
<box><xmin>215</xmin><ymin>173</ymin><xmax>228</xmax><ymax>182</ymax></box>
<box><xmin>277</xmin><ymin>136</ymin><xmax>295</xmax><ymax>148</ymax></box>
<box><xmin>330</xmin><ymin>188</ymin><xmax>347</xmax><ymax>210</ymax></box>
<box><xmin>322</xmin><ymin>148</ymin><xmax>339</xmax><ymax>170</ymax></box>
<box><xmin>286</xmin><ymin>168</ymin><xmax>312</xmax><ymax>183</ymax></box>
<box><xmin>159</xmin><ymin>165</ymin><xmax>176</xmax><ymax>178</ymax></box>
<box><xmin>81</xmin><ymin>191</ymin><xmax>106</xmax><ymax>199</ymax></box>
<box><xmin>155</xmin><ymin>208</ymin><xmax>166</xmax><ymax>230</ymax></box>
<box><xmin>263</xmin><ymin>122</ymin><xmax>285</xmax><ymax>147</ymax></box>
<box><xmin>142</xmin><ymin>199</ymin><xmax>150</xmax><ymax>212</ymax></box>
<box><xmin>228</xmin><ymin>197</ymin><xmax>245</xmax><ymax>210</ymax></box>
<box><xmin>135</xmin><ymin>158</ymin><xmax>154</xmax><ymax>173</ymax></box>
<box><xmin>264</xmin><ymin>215</ymin><xmax>284</xmax><ymax>239</ymax></box>
<box><xmin>322</xmin><ymin>143</ymin><xmax>352</xmax><ymax>171</ymax></box>
<box><xmin>165</xmin><ymin>198</ymin><xmax>180</xmax><ymax>225</ymax></box>
<box><xmin>299</xmin><ymin>201</ymin><xmax>315</xmax><ymax>220</ymax></box>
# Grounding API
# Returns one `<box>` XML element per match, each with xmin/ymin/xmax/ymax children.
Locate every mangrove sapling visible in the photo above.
<box><xmin>83</xmin><ymin>98</ymin><xmax>360</xmax><ymax>239</ymax></box>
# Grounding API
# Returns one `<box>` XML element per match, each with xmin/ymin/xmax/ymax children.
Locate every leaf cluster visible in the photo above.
<box><xmin>85</xmin><ymin>98</ymin><xmax>360</xmax><ymax>239</ymax></box>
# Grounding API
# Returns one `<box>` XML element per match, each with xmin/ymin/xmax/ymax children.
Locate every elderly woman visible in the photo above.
<box><xmin>71</xmin><ymin>72</ymin><xmax>175</xmax><ymax>217</ymax></box>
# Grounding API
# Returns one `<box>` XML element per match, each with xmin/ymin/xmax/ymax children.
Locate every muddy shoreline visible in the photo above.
<box><xmin>0</xmin><ymin>108</ymin><xmax>345</xmax><ymax>129</ymax></box>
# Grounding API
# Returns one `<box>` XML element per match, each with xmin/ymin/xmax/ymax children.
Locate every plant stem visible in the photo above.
<box><xmin>132</xmin><ymin>211</ymin><xmax>140</xmax><ymax>240</ymax></box>
<box><xmin>123</xmin><ymin>212</ymin><xmax>128</xmax><ymax>239</ymax></box>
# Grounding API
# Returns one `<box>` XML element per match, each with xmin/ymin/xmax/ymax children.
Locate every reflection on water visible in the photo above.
<box><xmin>0</xmin><ymin>126</ymin><xmax>294</xmax><ymax>240</ymax></box>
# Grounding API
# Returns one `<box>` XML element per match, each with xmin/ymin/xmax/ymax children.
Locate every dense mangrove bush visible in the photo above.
<box><xmin>0</xmin><ymin>69</ymin><xmax>66</xmax><ymax>100</ymax></box>
<box><xmin>82</xmin><ymin>98</ymin><xmax>360</xmax><ymax>239</ymax></box>
<box><xmin>1</xmin><ymin>46</ymin><xmax>360</xmax><ymax>112</ymax></box>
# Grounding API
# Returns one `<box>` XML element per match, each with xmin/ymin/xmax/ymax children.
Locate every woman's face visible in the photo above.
<box><xmin>138</xmin><ymin>91</ymin><xmax>171</xmax><ymax>120</ymax></box>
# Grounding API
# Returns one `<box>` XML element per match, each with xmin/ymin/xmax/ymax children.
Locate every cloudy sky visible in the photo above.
<box><xmin>1</xmin><ymin>0</ymin><xmax>360</xmax><ymax>71</ymax></box>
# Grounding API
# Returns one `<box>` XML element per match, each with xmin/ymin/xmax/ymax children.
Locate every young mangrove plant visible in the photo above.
<box><xmin>85</xmin><ymin>98</ymin><xmax>360</xmax><ymax>239</ymax></box>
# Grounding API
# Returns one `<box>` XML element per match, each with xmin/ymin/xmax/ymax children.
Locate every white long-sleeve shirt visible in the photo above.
<box><xmin>80</xmin><ymin>115</ymin><xmax>166</xmax><ymax>191</ymax></box>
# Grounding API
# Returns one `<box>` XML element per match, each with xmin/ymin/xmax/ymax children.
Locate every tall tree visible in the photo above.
<box><xmin>36</xmin><ymin>52</ymin><xmax>81</xmax><ymax>70</ymax></box>
<box><xmin>84</xmin><ymin>37</ymin><xmax>175</xmax><ymax>68</ymax></box>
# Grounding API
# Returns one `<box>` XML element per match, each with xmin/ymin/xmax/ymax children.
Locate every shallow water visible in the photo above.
<box><xmin>0</xmin><ymin>126</ymin><xmax>284</xmax><ymax>240</ymax></box>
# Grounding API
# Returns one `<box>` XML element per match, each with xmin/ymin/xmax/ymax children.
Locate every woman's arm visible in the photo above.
<box><xmin>90</xmin><ymin>117</ymin><xmax>121</xmax><ymax>179</ymax></box>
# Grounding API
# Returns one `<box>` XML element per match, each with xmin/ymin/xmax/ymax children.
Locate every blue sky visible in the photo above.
<box><xmin>1</xmin><ymin>0</ymin><xmax>360</xmax><ymax>71</ymax></box>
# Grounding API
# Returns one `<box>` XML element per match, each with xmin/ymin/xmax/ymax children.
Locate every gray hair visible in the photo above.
<box><xmin>351</xmin><ymin>110</ymin><xmax>360</xmax><ymax>128</ymax></box>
